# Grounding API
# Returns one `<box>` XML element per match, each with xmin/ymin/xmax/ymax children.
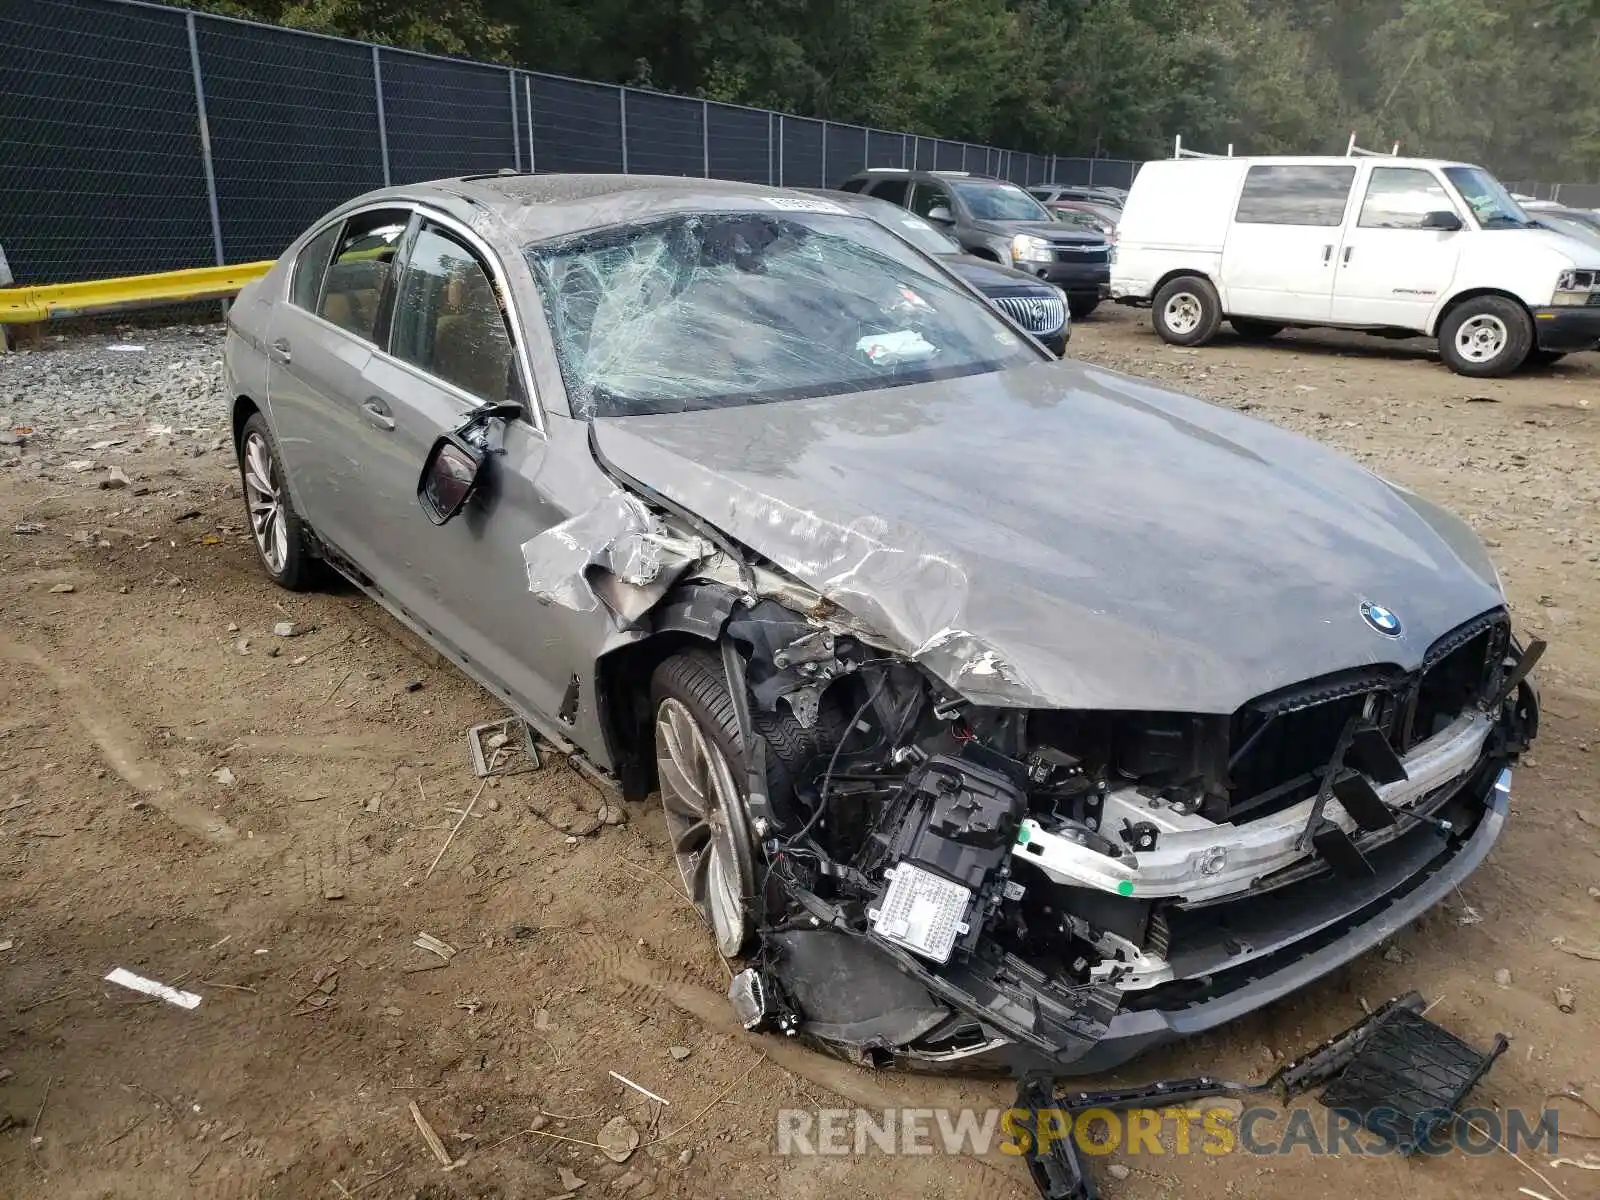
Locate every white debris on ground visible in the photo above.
<box><xmin>0</xmin><ymin>323</ymin><xmax>229</xmax><ymax>477</ymax></box>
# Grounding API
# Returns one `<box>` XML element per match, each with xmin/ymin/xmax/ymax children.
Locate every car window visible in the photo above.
<box><xmin>1442</xmin><ymin>166</ymin><xmax>1532</xmax><ymax>229</ymax></box>
<box><xmin>318</xmin><ymin>209</ymin><xmax>409</xmax><ymax>341</ymax></box>
<box><xmin>838</xmin><ymin>178</ymin><xmax>866</xmax><ymax>193</ymax></box>
<box><xmin>290</xmin><ymin>225</ymin><xmax>339</xmax><ymax>312</ymax></box>
<box><xmin>389</xmin><ymin>225</ymin><xmax>517</xmax><ymax>405</ymax></box>
<box><xmin>527</xmin><ymin>211</ymin><xmax>1039</xmax><ymax>419</ymax></box>
<box><xmin>1235</xmin><ymin>165</ymin><xmax>1356</xmax><ymax>227</ymax></box>
<box><xmin>1028</xmin><ymin>188</ymin><xmax>1054</xmax><ymax>201</ymax></box>
<box><xmin>910</xmin><ymin>181</ymin><xmax>953</xmax><ymax>218</ymax></box>
<box><xmin>1358</xmin><ymin>168</ymin><xmax>1457</xmax><ymax>229</ymax></box>
<box><xmin>867</xmin><ymin>178</ymin><xmax>910</xmax><ymax>206</ymax></box>
<box><xmin>948</xmin><ymin>181</ymin><xmax>1052</xmax><ymax>222</ymax></box>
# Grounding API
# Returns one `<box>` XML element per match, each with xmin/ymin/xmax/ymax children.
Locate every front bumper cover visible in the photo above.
<box><xmin>1532</xmin><ymin>304</ymin><xmax>1600</xmax><ymax>352</ymax></box>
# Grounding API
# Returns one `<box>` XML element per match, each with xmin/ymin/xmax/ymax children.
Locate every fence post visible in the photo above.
<box><xmin>820</xmin><ymin>122</ymin><xmax>827</xmax><ymax>187</ymax></box>
<box><xmin>701</xmin><ymin>100</ymin><xmax>710</xmax><ymax>177</ymax></box>
<box><xmin>373</xmin><ymin>46</ymin><xmax>391</xmax><ymax>186</ymax></box>
<box><xmin>618</xmin><ymin>88</ymin><xmax>629</xmax><ymax>173</ymax></box>
<box><xmin>863</xmin><ymin>126</ymin><xmax>868</xmax><ymax>169</ymax></box>
<box><xmin>1087</xmin><ymin>156</ymin><xmax>1095</xmax><ymax>186</ymax></box>
<box><xmin>185</xmin><ymin>12</ymin><xmax>226</xmax><ymax>275</ymax></box>
<box><xmin>778</xmin><ymin>117</ymin><xmax>784</xmax><ymax>185</ymax></box>
<box><xmin>525</xmin><ymin>75</ymin><xmax>536</xmax><ymax>174</ymax></box>
<box><xmin>768</xmin><ymin>111</ymin><xmax>774</xmax><ymax>185</ymax></box>
<box><xmin>508</xmin><ymin>69</ymin><xmax>521</xmax><ymax>171</ymax></box>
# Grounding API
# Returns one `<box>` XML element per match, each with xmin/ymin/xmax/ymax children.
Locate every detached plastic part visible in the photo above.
<box><xmin>1317</xmin><ymin>1004</ymin><xmax>1509</xmax><ymax>1155</ymax></box>
<box><xmin>1020</xmin><ymin>992</ymin><xmax>1508</xmax><ymax>1198</ymax></box>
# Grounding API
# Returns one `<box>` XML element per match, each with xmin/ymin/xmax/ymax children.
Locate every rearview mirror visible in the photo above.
<box><xmin>925</xmin><ymin>205</ymin><xmax>954</xmax><ymax>224</ymax></box>
<box><xmin>418</xmin><ymin>431</ymin><xmax>487</xmax><ymax>525</ymax></box>
<box><xmin>1420</xmin><ymin>210</ymin><xmax>1463</xmax><ymax>232</ymax></box>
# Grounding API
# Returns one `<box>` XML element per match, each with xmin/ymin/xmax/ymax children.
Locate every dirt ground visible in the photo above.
<box><xmin>2</xmin><ymin>310</ymin><xmax>1598</xmax><ymax>1200</ymax></box>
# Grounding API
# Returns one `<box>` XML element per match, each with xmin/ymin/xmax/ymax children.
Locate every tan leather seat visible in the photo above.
<box><xmin>431</xmin><ymin>270</ymin><xmax>511</xmax><ymax>402</ymax></box>
<box><xmin>320</xmin><ymin>260</ymin><xmax>389</xmax><ymax>338</ymax></box>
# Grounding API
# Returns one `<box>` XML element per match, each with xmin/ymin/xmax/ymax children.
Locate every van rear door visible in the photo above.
<box><xmin>1329</xmin><ymin>165</ymin><xmax>1465</xmax><ymax>331</ymax></box>
<box><xmin>1221</xmin><ymin>164</ymin><xmax>1357</xmax><ymax>321</ymax></box>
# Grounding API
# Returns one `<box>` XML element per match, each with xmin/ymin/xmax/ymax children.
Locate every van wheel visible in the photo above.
<box><xmin>1438</xmin><ymin>296</ymin><xmax>1532</xmax><ymax>377</ymax></box>
<box><xmin>1230</xmin><ymin>318</ymin><xmax>1284</xmax><ymax>341</ymax></box>
<box><xmin>1153</xmin><ymin>276</ymin><xmax>1222</xmax><ymax>346</ymax></box>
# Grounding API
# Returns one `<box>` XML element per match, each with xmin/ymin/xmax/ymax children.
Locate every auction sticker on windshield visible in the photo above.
<box><xmin>760</xmin><ymin>196</ymin><xmax>848</xmax><ymax>214</ymax></box>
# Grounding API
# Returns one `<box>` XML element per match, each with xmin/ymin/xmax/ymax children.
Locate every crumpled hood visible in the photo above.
<box><xmin>591</xmin><ymin>362</ymin><xmax>1504</xmax><ymax>712</ymax></box>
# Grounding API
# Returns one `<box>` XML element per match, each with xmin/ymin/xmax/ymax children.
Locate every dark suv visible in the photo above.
<box><xmin>838</xmin><ymin>169</ymin><xmax>1110</xmax><ymax>318</ymax></box>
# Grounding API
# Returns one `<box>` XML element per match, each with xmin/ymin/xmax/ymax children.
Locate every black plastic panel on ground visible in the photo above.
<box><xmin>198</xmin><ymin>18</ymin><xmax>383</xmax><ymax>263</ymax></box>
<box><xmin>624</xmin><ymin>91</ymin><xmax>704</xmax><ymax>178</ymax></box>
<box><xmin>778</xmin><ymin>117</ymin><xmax>825</xmax><ymax>188</ymax></box>
<box><xmin>824</xmin><ymin>123</ymin><xmax>868</xmax><ymax>190</ymax></box>
<box><xmin>705</xmin><ymin>104</ymin><xmax>770</xmax><ymax>184</ymax></box>
<box><xmin>867</xmin><ymin>130</ymin><xmax>906</xmax><ymax>169</ymax></box>
<box><xmin>0</xmin><ymin>0</ymin><xmax>213</xmax><ymax>283</ymax></box>
<box><xmin>382</xmin><ymin>51</ymin><xmax>515</xmax><ymax>184</ymax></box>
<box><xmin>530</xmin><ymin>76</ymin><xmax>622</xmax><ymax>174</ymax></box>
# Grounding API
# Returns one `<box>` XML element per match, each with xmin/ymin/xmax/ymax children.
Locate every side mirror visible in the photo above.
<box><xmin>416</xmin><ymin>402</ymin><xmax>523</xmax><ymax>525</ymax></box>
<box><xmin>418</xmin><ymin>430</ymin><xmax>487</xmax><ymax>525</ymax></box>
<box><xmin>925</xmin><ymin>205</ymin><xmax>954</xmax><ymax>224</ymax></box>
<box><xmin>1420</xmin><ymin>210</ymin><xmax>1463</xmax><ymax>232</ymax></box>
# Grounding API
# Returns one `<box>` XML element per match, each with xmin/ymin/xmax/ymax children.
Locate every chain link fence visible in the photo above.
<box><xmin>0</xmin><ymin>0</ymin><xmax>1142</xmax><ymax>287</ymax></box>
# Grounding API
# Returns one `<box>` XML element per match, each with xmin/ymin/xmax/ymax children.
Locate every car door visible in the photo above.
<box><xmin>1330</xmin><ymin>165</ymin><xmax>1465</xmax><ymax>329</ymax></box>
<box><xmin>267</xmin><ymin>207</ymin><xmax>410</xmax><ymax>568</ymax></box>
<box><xmin>1221</xmin><ymin>164</ymin><xmax>1357</xmax><ymax>321</ymax></box>
<box><xmin>358</xmin><ymin>216</ymin><xmax>573</xmax><ymax>723</ymax></box>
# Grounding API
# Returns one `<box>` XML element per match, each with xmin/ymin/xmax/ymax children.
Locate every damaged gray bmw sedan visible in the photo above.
<box><xmin>225</xmin><ymin>173</ymin><xmax>1540</xmax><ymax>1078</ymax></box>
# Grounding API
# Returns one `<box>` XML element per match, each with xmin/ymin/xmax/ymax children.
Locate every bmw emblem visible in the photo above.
<box><xmin>1360</xmin><ymin>601</ymin><xmax>1403</xmax><ymax>637</ymax></box>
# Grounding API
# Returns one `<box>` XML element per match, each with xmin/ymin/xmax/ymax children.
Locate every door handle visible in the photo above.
<box><xmin>1342</xmin><ymin>246</ymin><xmax>1353</xmax><ymax>264</ymax></box>
<box><xmin>360</xmin><ymin>398</ymin><xmax>395</xmax><ymax>431</ymax></box>
<box><xmin>1322</xmin><ymin>245</ymin><xmax>1333</xmax><ymax>264</ymax></box>
<box><xmin>269</xmin><ymin>338</ymin><xmax>292</xmax><ymax>364</ymax></box>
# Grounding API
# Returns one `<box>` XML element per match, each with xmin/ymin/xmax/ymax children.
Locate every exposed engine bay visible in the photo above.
<box><xmin>706</xmin><ymin>591</ymin><xmax>1537</xmax><ymax>1074</ymax></box>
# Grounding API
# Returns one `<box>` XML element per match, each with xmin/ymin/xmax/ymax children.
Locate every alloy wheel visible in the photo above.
<box><xmin>655</xmin><ymin>697</ymin><xmax>754</xmax><ymax>956</ymax></box>
<box><xmin>242</xmin><ymin>431</ymin><xmax>288</xmax><ymax>575</ymax></box>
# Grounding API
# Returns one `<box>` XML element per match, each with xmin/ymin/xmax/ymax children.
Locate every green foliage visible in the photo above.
<box><xmin>178</xmin><ymin>0</ymin><xmax>1600</xmax><ymax>180</ymax></box>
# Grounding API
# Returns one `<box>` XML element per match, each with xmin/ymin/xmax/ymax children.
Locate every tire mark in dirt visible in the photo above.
<box><xmin>0</xmin><ymin>631</ymin><xmax>241</xmax><ymax>845</ymax></box>
<box><xmin>559</xmin><ymin>929</ymin><xmax>1032</xmax><ymax>1200</ymax></box>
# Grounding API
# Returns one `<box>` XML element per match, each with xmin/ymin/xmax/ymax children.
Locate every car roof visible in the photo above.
<box><xmin>1153</xmin><ymin>155</ymin><xmax>1473</xmax><ymax>171</ymax></box>
<box><xmin>325</xmin><ymin>172</ymin><xmax>871</xmax><ymax>246</ymax></box>
<box><xmin>844</xmin><ymin>168</ymin><xmax>1010</xmax><ymax>183</ymax></box>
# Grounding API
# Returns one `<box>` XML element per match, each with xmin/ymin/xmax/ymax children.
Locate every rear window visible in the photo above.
<box><xmin>1235</xmin><ymin>165</ymin><xmax>1355</xmax><ymax>227</ymax></box>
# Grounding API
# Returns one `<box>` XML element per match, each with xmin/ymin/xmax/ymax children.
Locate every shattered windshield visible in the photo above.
<box><xmin>1442</xmin><ymin>166</ymin><xmax>1531</xmax><ymax>229</ymax></box>
<box><xmin>527</xmin><ymin>210</ymin><xmax>1037</xmax><ymax>418</ymax></box>
<box><xmin>950</xmin><ymin>181</ymin><xmax>1052</xmax><ymax>222</ymax></box>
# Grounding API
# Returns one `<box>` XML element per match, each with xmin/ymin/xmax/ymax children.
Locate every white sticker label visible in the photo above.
<box><xmin>761</xmin><ymin>196</ymin><xmax>848</xmax><ymax>215</ymax></box>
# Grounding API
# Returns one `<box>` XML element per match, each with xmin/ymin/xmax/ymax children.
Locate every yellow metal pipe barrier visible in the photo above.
<box><xmin>0</xmin><ymin>260</ymin><xmax>276</xmax><ymax>324</ymax></box>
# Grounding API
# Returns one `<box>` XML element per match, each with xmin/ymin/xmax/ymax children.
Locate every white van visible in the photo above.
<box><xmin>1110</xmin><ymin>155</ymin><xmax>1600</xmax><ymax>376</ymax></box>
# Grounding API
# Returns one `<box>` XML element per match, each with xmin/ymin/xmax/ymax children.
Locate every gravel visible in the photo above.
<box><xmin>0</xmin><ymin>323</ymin><xmax>229</xmax><ymax>477</ymax></box>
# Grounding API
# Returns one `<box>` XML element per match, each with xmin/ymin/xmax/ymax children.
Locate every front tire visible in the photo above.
<box><xmin>1068</xmin><ymin>297</ymin><xmax>1100</xmax><ymax>321</ymax></box>
<box><xmin>1438</xmin><ymin>296</ymin><xmax>1533</xmax><ymax>377</ymax></box>
<box><xmin>237</xmin><ymin>412</ymin><xmax>317</xmax><ymax>591</ymax></box>
<box><xmin>1152</xmin><ymin>275</ymin><xmax>1222</xmax><ymax>346</ymax></box>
